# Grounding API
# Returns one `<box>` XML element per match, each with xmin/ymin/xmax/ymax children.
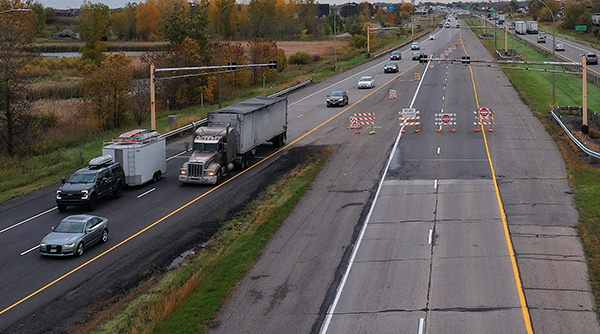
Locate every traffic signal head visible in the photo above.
<box><xmin>269</xmin><ymin>60</ymin><xmax>278</xmax><ymax>69</ymax></box>
<box><xmin>419</xmin><ymin>54</ymin><xmax>428</xmax><ymax>63</ymax></box>
<box><xmin>461</xmin><ymin>55</ymin><xmax>471</xmax><ymax>64</ymax></box>
<box><xmin>228</xmin><ymin>62</ymin><xmax>237</xmax><ymax>71</ymax></box>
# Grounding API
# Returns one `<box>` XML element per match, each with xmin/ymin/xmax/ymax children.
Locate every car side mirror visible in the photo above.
<box><xmin>51</xmin><ymin>226</ymin><xmax>55</xmax><ymax>231</ymax></box>
<box><xmin>326</xmin><ymin>94</ymin><xmax>329</xmax><ymax>97</ymax></box>
<box><xmin>86</xmin><ymin>228</ymin><xmax>92</xmax><ymax>233</ymax></box>
<box><xmin>61</xmin><ymin>178</ymin><xmax>66</xmax><ymax>184</ymax></box>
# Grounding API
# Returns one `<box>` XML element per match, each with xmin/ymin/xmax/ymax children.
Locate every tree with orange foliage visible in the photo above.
<box><xmin>136</xmin><ymin>1</ymin><xmax>161</xmax><ymax>41</ymax></box>
<box><xmin>83</xmin><ymin>53</ymin><xmax>133</xmax><ymax>130</ymax></box>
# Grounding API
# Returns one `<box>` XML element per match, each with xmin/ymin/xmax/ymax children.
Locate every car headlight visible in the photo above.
<box><xmin>81</xmin><ymin>190</ymin><xmax>89</xmax><ymax>200</ymax></box>
<box><xmin>56</xmin><ymin>190</ymin><xmax>62</xmax><ymax>199</ymax></box>
<box><xmin>64</xmin><ymin>242</ymin><xmax>76</xmax><ymax>248</ymax></box>
<box><xmin>40</xmin><ymin>243</ymin><xmax>46</xmax><ymax>248</ymax></box>
<box><xmin>180</xmin><ymin>169</ymin><xmax>187</xmax><ymax>175</ymax></box>
<box><xmin>205</xmin><ymin>171</ymin><xmax>215</xmax><ymax>176</ymax></box>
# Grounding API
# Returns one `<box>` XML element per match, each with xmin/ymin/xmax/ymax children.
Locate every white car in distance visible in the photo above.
<box><xmin>357</xmin><ymin>76</ymin><xmax>375</xmax><ymax>89</ymax></box>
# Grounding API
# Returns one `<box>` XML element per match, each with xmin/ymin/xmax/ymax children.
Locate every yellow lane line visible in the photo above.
<box><xmin>0</xmin><ymin>62</ymin><xmax>419</xmax><ymax>317</ymax></box>
<box><xmin>461</xmin><ymin>29</ymin><xmax>535</xmax><ymax>334</ymax></box>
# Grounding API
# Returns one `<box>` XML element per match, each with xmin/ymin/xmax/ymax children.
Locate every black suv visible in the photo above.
<box><xmin>56</xmin><ymin>156</ymin><xmax>125</xmax><ymax>211</ymax></box>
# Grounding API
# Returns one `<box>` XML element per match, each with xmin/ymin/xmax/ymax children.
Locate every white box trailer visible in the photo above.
<box><xmin>103</xmin><ymin>135</ymin><xmax>166</xmax><ymax>186</ymax></box>
<box><xmin>526</xmin><ymin>21</ymin><xmax>538</xmax><ymax>34</ymax></box>
<box><xmin>515</xmin><ymin>21</ymin><xmax>527</xmax><ymax>34</ymax></box>
<box><xmin>207</xmin><ymin>96</ymin><xmax>288</xmax><ymax>167</ymax></box>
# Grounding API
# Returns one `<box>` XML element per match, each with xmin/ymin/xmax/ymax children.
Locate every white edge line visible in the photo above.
<box><xmin>0</xmin><ymin>207</ymin><xmax>57</xmax><ymax>235</ymax></box>
<box><xmin>428</xmin><ymin>229</ymin><xmax>433</xmax><ymax>245</ymax></box>
<box><xmin>137</xmin><ymin>188</ymin><xmax>156</xmax><ymax>199</ymax></box>
<box><xmin>320</xmin><ymin>61</ymin><xmax>431</xmax><ymax>334</ymax></box>
<box><xmin>434</xmin><ymin>179</ymin><xmax>438</xmax><ymax>189</ymax></box>
<box><xmin>418</xmin><ymin>317</ymin><xmax>425</xmax><ymax>334</ymax></box>
<box><xmin>166</xmin><ymin>150</ymin><xmax>189</xmax><ymax>161</ymax></box>
<box><xmin>21</xmin><ymin>245</ymin><xmax>39</xmax><ymax>256</ymax></box>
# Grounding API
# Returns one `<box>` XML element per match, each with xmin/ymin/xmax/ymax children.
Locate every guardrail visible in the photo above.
<box><xmin>552</xmin><ymin>106</ymin><xmax>600</xmax><ymax>159</ymax></box>
<box><xmin>159</xmin><ymin>77</ymin><xmax>314</xmax><ymax>140</ymax></box>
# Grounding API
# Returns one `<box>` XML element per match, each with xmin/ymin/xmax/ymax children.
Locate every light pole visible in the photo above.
<box><xmin>217</xmin><ymin>2</ymin><xmax>237</xmax><ymax>108</ymax></box>
<box><xmin>333</xmin><ymin>3</ymin><xmax>355</xmax><ymax>71</ymax></box>
<box><xmin>537</xmin><ymin>0</ymin><xmax>556</xmax><ymax>107</ymax></box>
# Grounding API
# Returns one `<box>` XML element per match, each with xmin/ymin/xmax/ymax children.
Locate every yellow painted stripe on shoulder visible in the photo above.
<box><xmin>462</xmin><ymin>27</ymin><xmax>535</xmax><ymax>334</ymax></box>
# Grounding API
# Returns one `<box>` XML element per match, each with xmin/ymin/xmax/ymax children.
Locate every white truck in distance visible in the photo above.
<box><xmin>527</xmin><ymin>21</ymin><xmax>538</xmax><ymax>34</ymax></box>
<box><xmin>179</xmin><ymin>96</ymin><xmax>288</xmax><ymax>185</ymax></box>
<box><xmin>515</xmin><ymin>21</ymin><xmax>527</xmax><ymax>34</ymax></box>
<box><xmin>102</xmin><ymin>129</ymin><xmax>166</xmax><ymax>186</ymax></box>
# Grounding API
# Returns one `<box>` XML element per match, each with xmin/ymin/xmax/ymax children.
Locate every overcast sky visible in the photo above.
<box><xmin>39</xmin><ymin>0</ymin><xmax>460</xmax><ymax>10</ymax></box>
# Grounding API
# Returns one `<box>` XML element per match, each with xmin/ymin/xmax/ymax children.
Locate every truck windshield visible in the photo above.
<box><xmin>194</xmin><ymin>143</ymin><xmax>218</xmax><ymax>151</ymax></box>
<box><xmin>68</xmin><ymin>172</ymin><xmax>97</xmax><ymax>184</ymax></box>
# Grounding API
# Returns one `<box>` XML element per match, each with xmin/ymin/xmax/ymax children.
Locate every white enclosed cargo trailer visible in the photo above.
<box><xmin>207</xmin><ymin>96</ymin><xmax>288</xmax><ymax>168</ymax></box>
<box><xmin>515</xmin><ymin>21</ymin><xmax>527</xmax><ymax>34</ymax></box>
<box><xmin>526</xmin><ymin>21</ymin><xmax>538</xmax><ymax>34</ymax></box>
<box><xmin>103</xmin><ymin>132</ymin><xmax>166</xmax><ymax>186</ymax></box>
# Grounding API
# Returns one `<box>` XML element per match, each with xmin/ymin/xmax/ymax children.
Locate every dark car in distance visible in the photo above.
<box><xmin>384</xmin><ymin>61</ymin><xmax>399</xmax><ymax>73</ymax></box>
<box><xmin>326</xmin><ymin>90</ymin><xmax>348</xmax><ymax>107</ymax></box>
<box><xmin>390</xmin><ymin>51</ymin><xmax>402</xmax><ymax>60</ymax></box>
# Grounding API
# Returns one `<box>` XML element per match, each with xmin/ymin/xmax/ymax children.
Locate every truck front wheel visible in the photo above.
<box><xmin>57</xmin><ymin>204</ymin><xmax>68</xmax><ymax>212</ymax></box>
<box><xmin>112</xmin><ymin>181</ymin><xmax>123</xmax><ymax>198</ymax></box>
<box><xmin>88</xmin><ymin>194</ymin><xmax>97</xmax><ymax>211</ymax></box>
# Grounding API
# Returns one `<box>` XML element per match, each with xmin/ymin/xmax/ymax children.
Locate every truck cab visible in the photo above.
<box><xmin>179</xmin><ymin>127</ymin><xmax>237</xmax><ymax>185</ymax></box>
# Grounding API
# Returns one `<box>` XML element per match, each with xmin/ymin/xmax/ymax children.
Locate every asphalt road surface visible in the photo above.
<box><xmin>1</xmin><ymin>16</ymin><xmax>599</xmax><ymax>334</ymax></box>
<box><xmin>210</xmin><ymin>17</ymin><xmax>600</xmax><ymax>334</ymax></box>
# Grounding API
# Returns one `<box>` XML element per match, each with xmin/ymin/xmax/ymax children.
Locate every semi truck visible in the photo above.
<box><xmin>527</xmin><ymin>21</ymin><xmax>538</xmax><ymax>34</ymax></box>
<box><xmin>102</xmin><ymin>129</ymin><xmax>166</xmax><ymax>186</ymax></box>
<box><xmin>497</xmin><ymin>14</ymin><xmax>505</xmax><ymax>25</ymax></box>
<box><xmin>515</xmin><ymin>21</ymin><xmax>527</xmax><ymax>34</ymax></box>
<box><xmin>179</xmin><ymin>96</ymin><xmax>288</xmax><ymax>185</ymax></box>
<box><xmin>593</xmin><ymin>13</ymin><xmax>600</xmax><ymax>26</ymax></box>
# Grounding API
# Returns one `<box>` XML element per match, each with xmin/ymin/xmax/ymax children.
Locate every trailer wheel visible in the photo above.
<box><xmin>152</xmin><ymin>171</ymin><xmax>162</xmax><ymax>183</ymax></box>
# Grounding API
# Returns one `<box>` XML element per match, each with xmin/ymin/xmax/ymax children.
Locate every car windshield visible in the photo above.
<box><xmin>330</xmin><ymin>92</ymin><xmax>344</xmax><ymax>98</ymax></box>
<box><xmin>387</xmin><ymin>62</ymin><xmax>396</xmax><ymax>66</ymax></box>
<box><xmin>193</xmin><ymin>143</ymin><xmax>218</xmax><ymax>151</ymax></box>
<box><xmin>588</xmin><ymin>54</ymin><xmax>597</xmax><ymax>58</ymax></box>
<box><xmin>392</xmin><ymin>51</ymin><xmax>400</xmax><ymax>56</ymax></box>
<box><xmin>359</xmin><ymin>77</ymin><xmax>372</xmax><ymax>82</ymax></box>
<box><xmin>67</xmin><ymin>172</ymin><xmax>96</xmax><ymax>184</ymax></box>
<box><xmin>54</xmin><ymin>220</ymin><xmax>84</xmax><ymax>233</ymax></box>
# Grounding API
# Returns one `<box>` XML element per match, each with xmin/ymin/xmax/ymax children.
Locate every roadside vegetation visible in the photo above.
<box><xmin>465</xmin><ymin>16</ymin><xmax>600</xmax><ymax>309</ymax></box>
<box><xmin>0</xmin><ymin>0</ymin><xmax>426</xmax><ymax>204</ymax></box>
<box><xmin>65</xmin><ymin>150</ymin><xmax>331</xmax><ymax>334</ymax></box>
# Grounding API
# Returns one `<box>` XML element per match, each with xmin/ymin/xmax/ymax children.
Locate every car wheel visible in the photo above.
<box><xmin>101</xmin><ymin>229</ymin><xmax>108</xmax><ymax>243</ymax></box>
<box><xmin>57</xmin><ymin>204</ymin><xmax>67</xmax><ymax>212</ymax></box>
<box><xmin>88</xmin><ymin>194</ymin><xmax>97</xmax><ymax>211</ymax></box>
<box><xmin>112</xmin><ymin>181</ymin><xmax>123</xmax><ymax>198</ymax></box>
<box><xmin>76</xmin><ymin>242</ymin><xmax>84</xmax><ymax>257</ymax></box>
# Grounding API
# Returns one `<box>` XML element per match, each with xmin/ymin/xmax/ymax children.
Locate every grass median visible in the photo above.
<box><xmin>82</xmin><ymin>149</ymin><xmax>331</xmax><ymax>334</ymax></box>
<box><xmin>466</xmin><ymin>17</ymin><xmax>600</xmax><ymax>309</ymax></box>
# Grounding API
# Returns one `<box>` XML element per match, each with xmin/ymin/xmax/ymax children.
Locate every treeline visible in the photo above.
<box><xmin>37</xmin><ymin>0</ymin><xmax>420</xmax><ymax>42</ymax></box>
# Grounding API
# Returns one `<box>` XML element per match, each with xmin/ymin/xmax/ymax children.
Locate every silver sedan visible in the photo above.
<box><xmin>40</xmin><ymin>215</ymin><xmax>109</xmax><ymax>257</ymax></box>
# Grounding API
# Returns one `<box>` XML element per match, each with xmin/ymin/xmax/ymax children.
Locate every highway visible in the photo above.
<box><xmin>210</xmin><ymin>16</ymin><xmax>600</xmax><ymax>334</ymax></box>
<box><xmin>0</xmin><ymin>15</ymin><xmax>599</xmax><ymax>333</ymax></box>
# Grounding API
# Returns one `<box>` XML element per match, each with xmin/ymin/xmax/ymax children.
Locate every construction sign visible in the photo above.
<box><xmin>435</xmin><ymin>113</ymin><xmax>457</xmax><ymax>132</ymax></box>
<box><xmin>399</xmin><ymin>108</ymin><xmax>421</xmax><ymax>133</ymax></box>
<box><xmin>473</xmin><ymin>107</ymin><xmax>495</xmax><ymax>132</ymax></box>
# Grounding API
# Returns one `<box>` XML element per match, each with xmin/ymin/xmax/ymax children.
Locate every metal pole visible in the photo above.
<box><xmin>583</xmin><ymin>55</ymin><xmax>588</xmax><ymax>134</ymax></box>
<box><xmin>334</xmin><ymin>10</ymin><xmax>337</xmax><ymax>71</ymax></box>
<box><xmin>150</xmin><ymin>64</ymin><xmax>156</xmax><ymax>131</ymax></box>
<box><xmin>217</xmin><ymin>3</ymin><xmax>237</xmax><ymax>109</ymax></box>
<box><xmin>537</xmin><ymin>0</ymin><xmax>556</xmax><ymax>106</ymax></box>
